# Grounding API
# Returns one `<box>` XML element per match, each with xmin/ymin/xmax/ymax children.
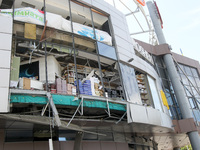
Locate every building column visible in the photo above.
<box><xmin>73</xmin><ymin>132</ymin><xmax>84</xmax><ymax>150</ymax></box>
<box><xmin>146</xmin><ymin>1</ymin><xmax>200</xmax><ymax>150</ymax></box>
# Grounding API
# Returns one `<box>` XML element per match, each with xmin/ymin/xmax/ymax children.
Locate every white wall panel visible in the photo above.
<box><xmin>0</xmin><ymin>15</ymin><xmax>12</xmax><ymax>113</ymax></box>
<box><xmin>0</xmin><ymin>33</ymin><xmax>12</xmax><ymax>50</ymax></box>
<box><xmin>161</xmin><ymin>113</ymin><xmax>173</xmax><ymax>128</ymax></box>
<box><xmin>147</xmin><ymin>107</ymin><xmax>162</xmax><ymax>126</ymax></box>
<box><xmin>115</xmin><ymin>36</ymin><xmax>132</xmax><ymax>52</ymax></box>
<box><xmin>0</xmin><ymin>87</ymin><xmax>9</xmax><ymax>112</ymax></box>
<box><xmin>0</xmin><ymin>50</ymin><xmax>11</xmax><ymax>68</ymax></box>
<box><xmin>129</xmin><ymin>104</ymin><xmax>148</xmax><ymax>124</ymax></box>
<box><xmin>117</xmin><ymin>46</ymin><xmax>133</xmax><ymax>58</ymax></box>
<box><xmin>113</xmin><ymin>25</ymin><xmax>129</xmax><ymax>42</ymax></box>
<box><xmin>107</xmin><ymin>5</ymin><xmax>124</xmax><ymax>19</ymax></box>
<box><xmin>110</xmin><ymin>16</ymin><xmax>126</xmax><ymax>31</ymax></box>
<box><xmin>0</xmin><ymin>16</ymin><xmax>13</xmax><ymax>34</ymax></box>
<box><xmin>118</xmin><ymin>53</ymin><xmax>130</xmax><ymax>62</ymax></box>
<box><xmin>92</xmin><ymin>0</ymin><xmax>109</xmax><ymax>14</ymax></box>
<box><xmin>0</xmin><ymin>69</ymin><xmax>10</xmax><ymax>88</ymax></box>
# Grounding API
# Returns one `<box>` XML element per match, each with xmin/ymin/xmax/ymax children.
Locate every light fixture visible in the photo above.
<box><xmin>128</xmin><ymin>58</ymin><xmax>134</xmax><ymax>63</ymax></box>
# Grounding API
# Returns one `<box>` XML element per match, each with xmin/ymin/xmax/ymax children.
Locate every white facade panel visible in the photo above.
<box><xmin>0</xmin><ymin>50</ymin><xmax>11</xmax><ymax>69</ymax></box>
<box><xmin>127</xmin><ymin>103</ymin><xmax>173</xmax><ymax>128</ymax></box>
<box><xmin>129</xmin><ymin>104</ymin><xmax>148</xmax><ymax>124</ymax></box>
<box><xmin>115</xmin><ymin>36</ymin><xmax>132</xmax><ymax>52</ymax></box>
<box><xmin>107</xmin><ymin>6</ymin><xmax>124</xmax><ymax>19</ymax></box>
<box><xmin>118</xmin><ymin>53</ymin><xmax>131</xmax><ymax>62</ymax></box>
<box><xmin>0</xmin><ymin>87</ymin><xmax>9</xmax><ymax>112</ymax></box>
<box><xmin>0</xmin><ymin>16</ymin><xmax>13</xmax><ymax>34</ymax></box>
<box><xmin>147</xmin><ymin>107</ymin><xmax>162</xmax><ymax>126</ymax></box>
<box><xmin>160</xmin><ymin>113</ymin><xmax>173</xmax><ymax>128</ymax></box>
<box><xmin>117</xmin><ymin>46</ymin><xmax>133</xmax><ymax>59</ymax></box>
<box><xmin>0</xmin><ymin>69</ymin><xmax>10</xmax><ymax>88</ymax></box>
<box><xmin>113</xmin><ymin>25</ymin><xmax>129</xmax><ymax>42</ymax></box>
<box><xmin>0</xmin><ymin>33</ymin><xmax>12</xmax><ymax>50</ymax></box>
<box><xmin>110</xmin><ymin>16</ymin><xmax>126</xmax><ymax>31</ymax></box>
<box><xmin>0</xmin><ymin>15</ymin><xmax>12</xmax><ymax>112</ymax></box>
<box><xmin>92</xmin><ymin>0</ymin><xmax>109</xmax><ymax>14</ymax></box>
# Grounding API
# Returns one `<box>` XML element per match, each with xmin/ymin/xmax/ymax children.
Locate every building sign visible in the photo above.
<box><xmin>134</xmin><ymin>42</ymin><xmax>154</xmax><ymax>65</ymax></box>
<box><xmin>136</xmin><ymin>0</ymin><xmax>145</xmax><ymax>6</ymax></box>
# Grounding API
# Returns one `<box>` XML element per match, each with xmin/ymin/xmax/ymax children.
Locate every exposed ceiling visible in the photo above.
<box><xmin>0</xmin><ymin>0</ymin><xmax>14</xmax><ymax>9</ymax></box>
<box><xmin>0</xmin><ymin>113</ymin><xmax>190</xmax><ymax>149</ymax></box>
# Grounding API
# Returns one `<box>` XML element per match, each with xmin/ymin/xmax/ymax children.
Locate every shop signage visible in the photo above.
<box><xmin>134</xmin><ymin>42</ymin><xmax>154</xmax><ymax>65</ymax></box>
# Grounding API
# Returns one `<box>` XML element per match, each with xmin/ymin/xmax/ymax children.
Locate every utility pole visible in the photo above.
<box><xmin>146</xmin><ymin>1</ymin><xmax>200</xmax><ymax>150</ymax></box>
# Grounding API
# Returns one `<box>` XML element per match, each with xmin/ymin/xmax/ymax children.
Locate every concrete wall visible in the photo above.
<box><xmin>0</xmin><ymin>15</ymin><xmax>12</xmax><ymax>112</ymax></box>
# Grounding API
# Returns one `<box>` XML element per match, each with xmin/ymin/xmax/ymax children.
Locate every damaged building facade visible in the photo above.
<box><xmin>0</xmin><ymin>0</ymin><xmax>200</xmax><ymax>149</ymax></box>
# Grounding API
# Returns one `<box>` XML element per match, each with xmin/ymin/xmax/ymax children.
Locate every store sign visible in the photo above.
<box><xmin>136</xmin><ymin>0</ymin><xmax>145</xmax><ymax>6</ymax></box>
<box><xmin>134</xmin><ymin>42</ymin><xmax>154</xmax><ymax>65</ymax></box>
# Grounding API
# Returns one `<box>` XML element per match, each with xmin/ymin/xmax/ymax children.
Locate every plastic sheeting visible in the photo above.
<box><xmin>10</xmin><ymin>94</ymin><xmax>126</xmax><ymax>111</ymax></box>
<box><xmin>0</xmin><ymin>7</ymin><xmax>112</xmax><ymax>45</ymax></box>
<box><xmin>120</xmin><ymin>63</ymin><xmax>142</xmax><ymax>104</ymax></box>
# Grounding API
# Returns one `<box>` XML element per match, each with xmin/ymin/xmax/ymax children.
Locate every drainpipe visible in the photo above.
<box><xmin>146</xmin><ymin>1</ymin><xmax>200</xmax><ymax>150</ymax></box>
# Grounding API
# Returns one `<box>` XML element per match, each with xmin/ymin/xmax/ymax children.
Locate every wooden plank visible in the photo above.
<box><xmin>10</xmin><ymin>56</ymin><xmax>20</xmax><ymax>81</ymax></box>
<box><xmin>24</xmin><ymin>23</ymin><xmax>36</xmax><ymax>40</ymax></box>
<box><xmin>23</xmin><ymin>78</ymin><xmax>31</xmax><ymax>90</ymax></box>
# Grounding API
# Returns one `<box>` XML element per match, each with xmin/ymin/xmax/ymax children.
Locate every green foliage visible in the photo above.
<box><xmin>181</xmin><ymin>145</ymin><xmax>192</xmax><ymax>150</ymax></box>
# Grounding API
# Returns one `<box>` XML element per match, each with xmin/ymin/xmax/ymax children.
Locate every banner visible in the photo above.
<box><xmin>0</xmin><ymin>7</ymin><xmax>112</xmax><ymax>45</ymax></box>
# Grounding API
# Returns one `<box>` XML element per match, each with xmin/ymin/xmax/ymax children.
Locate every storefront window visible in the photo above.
<box><xmin>191</xmin><ymin>68</ymin><xmax>199</xmax><ymax>78</ymax></box>
<box><xmin>92</xmin><ymin>9</ymin><xmax>112</xmax><ymax>46</ymax></box>
<box><xmin>184</xmin><ymin>66</ymin><xmax>193</xmax><ymax>76</ymax></box>
<box><xmin>120</xmin><ymin>63</ymin><xmax>141</xmax><ymax>103</ymax></box>
<box><xmin>100</xmin><ymin>57</ymin><xmax>124</xmax><ymax>99</ymax></box>
<box><xmin>97</xmin><ymin>41</ymin><xmax>117</xmax><ymax>60</ymax></box>
<box><xmin>147</xmin><ymin>75</ymin><xmax>163</xmax><ymax>112</ymax></box>
<box><xmin>180</xmin><ymin>74</ymin><xmax>189</xmax><ymax>85</ymax></box>
<box><xmin>71</xmin><ymin>1</ymin><xmax>93</xmax><ymax>38</ymax></box>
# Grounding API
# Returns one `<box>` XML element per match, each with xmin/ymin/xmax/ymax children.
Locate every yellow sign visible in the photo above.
<box><xmin>160</xmin><ymin>90</ymin><xmax>169</xmax><ymax>110</ymax></box>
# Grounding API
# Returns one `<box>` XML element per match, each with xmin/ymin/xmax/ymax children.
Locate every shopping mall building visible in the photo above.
<box><xmin>0</xmin><ymin>0</ymin><xmax>200</xmax><ymax>149</ymax></box>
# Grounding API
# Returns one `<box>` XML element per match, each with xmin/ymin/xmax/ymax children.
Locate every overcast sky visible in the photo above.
<box><xmin>154</xmin><ymin>0</ymin><xmax>200</xmax><ymax>62</ymax></box>
<box><xmin>105</xmin><ymin>0</ymin><xmax>200</xmax><ymax>62</ymax></box>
